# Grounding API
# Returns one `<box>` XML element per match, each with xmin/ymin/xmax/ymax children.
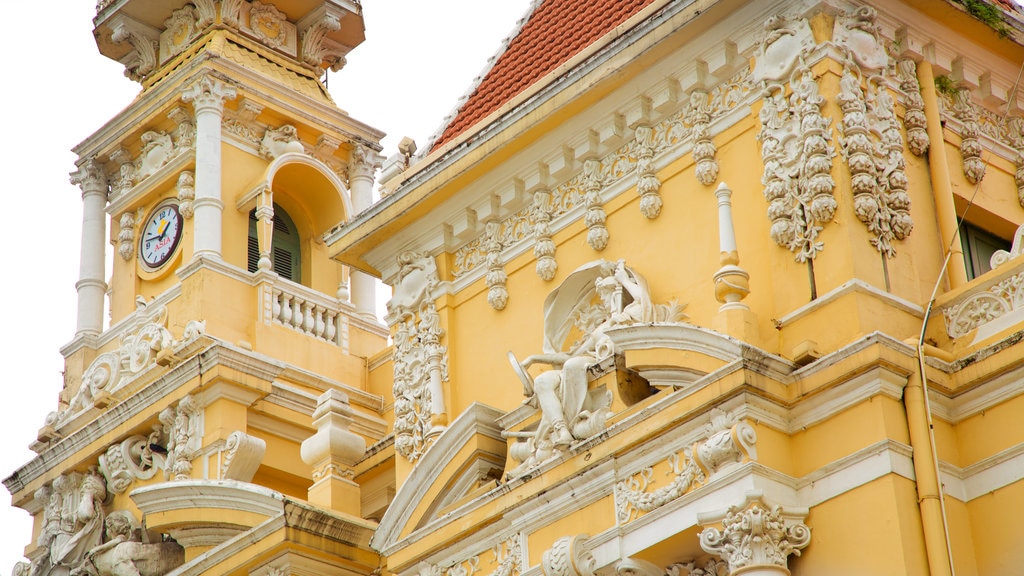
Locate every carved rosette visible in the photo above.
<box><xmin>687</xmin><ymin>90</ymin><xmax>719</xmax><ymax>186</ymax></box>
<box><xmin>532</xmin><ymin>188</ymin><xmax>558</xmax><ymax>281</ymax></box>
<box><xmin>117</xmin><ymin>212</ymin><xmax>137</xmax><ymax>261</ymax></box>
<box><xmin>699</xmin><ymin>496</ymin><xmax>810</xmax><ymax>574</ymax></box>
<box><xmin>758</xmin><ymin>60</ymin><xmax>836</xmax><ymax>262</ymax></box>
<box><xmin>541</xmin><ymin>535</ymin><xmax>595</xmax><ymax>576</ymax></box>
<box><xmin>897</xmin><ymin>59</ymin><xmax>929</xmax><ymax>156</ymax></box>
<box><xmin>634</xmin><ymin>125</ymin><xmax>663</xmax><ymax>219</ymax></box>
<box><xmin>953</xmin><ymin>87</ymin><xmax>986</xmax><ymax>184</ymax></box>
<box><xmin>484</xmin><ymin>220</ymin><xmax>509</xmax><ymax>310</ymax></box>
<box><xmin>582</xmin><ymin>159</ymin><xmax>609</xmax><ymax>250</ymax></box>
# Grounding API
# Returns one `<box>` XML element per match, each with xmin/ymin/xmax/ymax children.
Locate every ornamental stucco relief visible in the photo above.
<box><xmin>507</xmin><ymin>260</ymin><xmax>686</xmax><ymax>476</ymax></box>
<box><xmin>388</xmin><ymin>252</ymin><xmax>449</xmax><ymax>462</ymax></box>
<box><xmin>614</xmin><ymin>410</ymin><xmax>757</xmax><ymax>524</ymax></box>
<box><xmin>450</xmin><ymin>68</ymin><xmax>753</xmax><ymax>281</ymax></box>
<box><xmin>698</xmin><ymin>494</ymin><xmax>810</xmax><ymax>574</ymax></box>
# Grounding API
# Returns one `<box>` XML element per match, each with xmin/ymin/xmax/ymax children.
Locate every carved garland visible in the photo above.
<box><xmin>484</xmin><ymin>220</ymin><xmax>509</xmax><ymax>310</ymax></box>
<box><xmin>686</xmin><ymin>90</ymin><xmax>719</xmax><ymax>186</ymax></box>
<box><xmin>614</xmin><ymin>415</ymin><xmax>757</xmax><ymax>524</ymax></box>
<box><xmin>582</xmin><ymin>159</ymin><xmax>609</xmax><ymax>251</ymax></box>
<box><xmin>896</xmin><ymin>59</ymin><xmax>930</xmax><ymax>157</ymax></box>
<box><xmin>953</xmin><ymin>87</ymin><xmax>986</xmax><ymax>184</ymax></box>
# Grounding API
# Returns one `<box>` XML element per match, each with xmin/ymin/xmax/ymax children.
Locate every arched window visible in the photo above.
<box><xmin>248</xmin><ymin>203</ymin><xmax>301</xmax><ymax>283</ymax></box>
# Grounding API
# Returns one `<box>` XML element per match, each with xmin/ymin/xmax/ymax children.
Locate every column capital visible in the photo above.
<box><xmin>347</xmin><ymin>142</ymin><xmax>381</xmax><ymax>182</ymax></box>
<box><xmin>182</xmin><ymin>75</ymin><xmax>238</xmax><ymax>115</ymax></box>
<box><xmin>70</xmin><ymin>158</ymin><xmax>108</xmax><ymax>197</ymax></box>
<box><xmin>699</xmin><ymin>491</ymin><xmax>810</xmax><ymax>575</ymax></box>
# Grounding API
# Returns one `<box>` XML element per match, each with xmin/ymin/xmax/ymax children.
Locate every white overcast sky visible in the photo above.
<box><xmin>0</xmin><ymin>0</ymin><xmax>531</xmax><ymax>570</ymax></box>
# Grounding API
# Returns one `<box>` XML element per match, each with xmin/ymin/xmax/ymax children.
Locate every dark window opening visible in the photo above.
<box><xmin>248</xmin><ymin>204</ymin><xmax>301</xmax><ymax>283</ymax></box>
<box><xmin>960</xmin><ymin>223</ymin><xmax>1010</xmax><ymax>281</ymax></box>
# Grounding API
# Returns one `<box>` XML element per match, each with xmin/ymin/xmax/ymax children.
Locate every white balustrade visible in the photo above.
<box><xmin>265</xmin><ymin>278</ymin><xmax>347</xmax><ymax>345</ymax></box>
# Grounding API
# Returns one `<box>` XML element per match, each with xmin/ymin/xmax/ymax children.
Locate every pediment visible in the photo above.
<box><xmin>371</xmin><ymin>403</ymin><xmax>506</xmax><ymax>554</ymax></box>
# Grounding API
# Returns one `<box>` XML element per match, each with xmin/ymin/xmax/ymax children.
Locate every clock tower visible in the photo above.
<box><xmin>8</xmin><ymin>1</ymin><xmax>393</xmax><ymax>575</ymax></box>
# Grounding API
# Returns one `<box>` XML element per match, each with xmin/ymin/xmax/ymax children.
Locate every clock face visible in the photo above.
<box><xmin>139</xmin><ymin>203</ymin><xmax>183</xmax><ymax>269</ymax></box>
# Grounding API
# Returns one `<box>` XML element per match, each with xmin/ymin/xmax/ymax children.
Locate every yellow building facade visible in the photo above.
<box><xmin>7</xmin><ymin>1</ymin><xmax>1024</xmax><ymax>576</ymax></box>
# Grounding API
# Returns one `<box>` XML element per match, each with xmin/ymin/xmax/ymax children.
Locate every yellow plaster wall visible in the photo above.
<box><xmin>966</xmin><ymin>479</ymin><xmax>1024</xmax><ymax>575</ymax></box>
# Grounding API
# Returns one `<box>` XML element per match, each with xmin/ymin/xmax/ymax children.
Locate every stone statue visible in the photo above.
<box><xmin>509</xmin><ymin>260</ymin><xmax>652</xmax><ymax>469</ymax></box>
<box><xmin>74</xmin><ymin>512</ymin><xmax>184</xmax><ymax>576</ymax></box>
<box><xmin>38</xmin><ymin>471</ymin><xmax>108</xmax><ymax>576</ymax></box>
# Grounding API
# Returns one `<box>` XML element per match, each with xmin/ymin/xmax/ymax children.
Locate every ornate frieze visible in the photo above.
<box><xmin>666</xmin><ymin>559</ymin><xmax>728</xmax><ymax>576</ymax></box>
<box><xmin>489</xmin><ymin>533</ymin><xmax>525</xmax><ymax>576</ymax></box>
<box><xmin>896</xmin><ymin>59</ymin><xmax>929</xmax><ymax>156</ymax></box>
<box><xmin>388</xmin><ymin>252</ymin><xmax>449</xmax><ymax>462</ymax></box>
<box><xmin>615</xmin><ymin>412</ymin><xmax>757</xmax><ymax>524</ymax></box>
<box><xmin>699</xmin><ymin>494</ymin><xmax>810</xmax><ymax>575</ymax></box>
<box><xmin>450</xmin><ymin>68</ymin><xmax>753</xmax><ymax>280</ymax></box>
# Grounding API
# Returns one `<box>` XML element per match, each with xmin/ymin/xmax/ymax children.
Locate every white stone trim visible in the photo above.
<box><xmin>940</xmin><ymin>441</ymin><xmax>1024</xmax><ymax>502</ymax></box>
<box><xmin>774</xmin><ymin>279</ymin><xmax>925</xmax><ymax>328</ymax></box>
<box><xmin>928</xmin><ymin>362</ymin><xmax>1024</xmax><ymax>424</ymax></box>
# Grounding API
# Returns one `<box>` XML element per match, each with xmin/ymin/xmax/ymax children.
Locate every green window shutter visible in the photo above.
<box><xmin>247</xmin><ymin>204</ymin><xmax>302</xmax><ymax>283</ymax></box>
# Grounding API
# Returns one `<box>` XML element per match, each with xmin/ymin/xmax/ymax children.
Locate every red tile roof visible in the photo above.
<box><xmin>431</xmin><ymin>0</ymin><xmax>658</xmax><ymax>151</ymax></box>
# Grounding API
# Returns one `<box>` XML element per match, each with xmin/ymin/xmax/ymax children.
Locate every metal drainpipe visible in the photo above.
<box><xmin>917</xmin><ymin>59</ymin><xmax>969</xmax><ymax>290</ymax></box>
<box><xmin>910</xmin><ymin>250</ymin><xmax>958</xmax><ymax>576</ymax></box>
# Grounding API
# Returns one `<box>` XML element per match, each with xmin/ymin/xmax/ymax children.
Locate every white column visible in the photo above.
<box><xmin>347</xmin><ymin>144</ymin><xmax>380</xmax><ymax>319</ymax></box>
<box><xmin>182</xmin><ymin>75</ymin><xmax>236</xmax><ymax>260</ymax></box>
<box><xmin>71</xmin><ymin>159</ymin><xmax>109</xmax><ymax>337</ymax></box>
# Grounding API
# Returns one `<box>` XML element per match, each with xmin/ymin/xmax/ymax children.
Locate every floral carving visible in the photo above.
<box><xmin>686</xmin><ymin>90</ymin><xmax>719</xmax><ymax>186</ymax></box>
<box><xmin>249</xmin><ymin>1</ymin><xmax>288</xmax><ymax>49</ymax></box>
<box><xmin>942</xmin><ymin>271</ymin><xmax>1024</xmax><ymax>338</ymax></box>
<box><xmin>450</xmin><ymin>68</ymin><xmax>753</xmax><ymax>280</ymax></box>
<box><xmin>699</xmin><ymin>497</ymin><xmax>810</xmax><ymax>573</ymax></box>
<box><xmin>666</xmin><ymin>559</ymin><xmax>728</xmax><ymax>576</ymax></box>
<box><xmin>98</xmin><ymin>429</ymin><xmax>165</xmax><ymax>493</ymax></box>
<box><xmin>108</xmin><ymin>122</ymin><xmax>196</xmax><ymax>199</ymax></box>
<box><xmin>162</xmin><ymin>5</ymin><xmax>201</xmax><ymax>59</ymax></box>
<box><xmin>758</xmin><ymin>61</ymin><xmax>836</xmax><ymax>262</ymax></box>
<box><xmin>117</xmin><ymin>212</ymin><xmax>136</xmax><ymax>261</ymax></box>
<box><xmin>953</xmin><ymin>87</ymin><xmax>986</xmax><ymax>184</ymax></box>
<box><xmin>615</xmin><ymin>412</ymin><xmax>756</xmax><ymax>523</ymax></box>
<box><xmin>836</xmin><ymin>65</ymin><xmax>912</xmax><ymax>258</ymax></box>
<box><xmin>897</xmin><ymin>59</ymin><xmax>929</xmax><ymax>156</ymax></box>
<box><xmin>389</xmin><ymin>252</ymin><xmax>449</xmax><ymax>462</ymax></box>
<box><xmin>634</xmin><ymin>125</ymin><xmax>663</xmax><ymax>218</ymax></box>
<box><xmin>533</xmin><ymin>188</ymin><xmax>558</xmax><ymax>281</ymax></box>
<box><xmin>51</xmin><ymin>303</ymin><xmax>205</xmax><ymax>429</ymax></box>
<box><xmin>489</xmin><ymin>534</ymin><xmax>525</xmax><ymax>576</ymax></box>
<box><xmin>159</xmin><ymin>395</ymin><xmax>203</xmax><ymax>481</ymax></box>
<box><xmin>259</xmin><ymin>125</ymin><xmax>303</xmax><ymax>159</ymax></box>
<box><xmin>1003</xmin><ymin>116</ymin><xmax>1024</xmax><ymax>207</ymax></box>
<box><xmin>541</xmin><ymin>535</ymin><xmax>595</xmax><ymax>576</ymax></box>
<box><xmin>484</xmin><ymin>220</ymin><xmax>509</xmax><ymax>310</ymax></box>
<box><xmin>582</xmin><ymin>159</ymin><xmax>609</xmax><ymax>250</ymax></box>
<box><xmin>176</xmin><ymin>171</ymin><xmax>195</xmax><ymax>218</ymax></box>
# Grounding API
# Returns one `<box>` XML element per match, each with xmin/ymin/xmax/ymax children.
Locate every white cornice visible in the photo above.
<box><xmin>941</xmin><ymin>440</ymin><xmax>1024</xmax><ymax>502</ymax></box>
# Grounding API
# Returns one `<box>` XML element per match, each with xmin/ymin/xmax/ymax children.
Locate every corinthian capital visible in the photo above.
<box><xmin>70</xmin><ymin>158</ymin><xmax>109</xmax><ymax>197</ymax></box>
<box><xmin>698</xmin><ymin>492</ymin><xmax>810</xmax><ymax>574</ymax></box>
<box><xmin>182</xmin><ymin>75</ymin><xmax>238</xmax><ymax>115</ymax></box>
<box><xmin>347</xmin><ymin>143</ymin><xmax>381</xmax><ymax>181</ymax></box>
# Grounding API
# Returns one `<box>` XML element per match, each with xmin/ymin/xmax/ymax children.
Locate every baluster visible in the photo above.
<box><xmin>272</xmin><ymin>289</ymin><xmax>281</xmax><ymax>321</ymax></box>
<box><xmin>314</xmin><ymin>306</ymin><xmax>326</xmax><ymax>339</ymax></box>
<box><xmin>325</xmin><ymin>312</ymin><xmax>337</xmax><ymax>343</ymax></box>
<box><xmin>303</xmin><ymin>301</ymin><xmax>315</xmax><ymax>334</ymax></box>
<box><xmin>278</xmin><ymin>293</ymin><xmax>292</xmax><ymax>324</ymax></box>
<box><xmin>290</xmin><ymin>296</ymin><xmax>304</xmax><ymax>329</ymax></box>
